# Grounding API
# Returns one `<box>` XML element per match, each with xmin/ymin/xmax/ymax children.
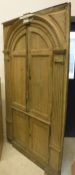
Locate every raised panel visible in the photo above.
<box><xmin>12</xmin><ymin>110</ymin><xmax>29</xmax><ymax>148</ymax></box>
<box><xmin>11</xmin><ymin>34</ymin><xmax>27</xmax><ymax>110</ymax></box>
<box><xmin>30</xmin><ymin>28</ymin><xmax>53</xmax><ymax>50</ymax></box>
<box><xmin>28</xmin><ymin>28</ymin><xmax>52</xmax><ymax>122</ymax></box>
<box><xmin>29</xmin><ymin>118</ymin><xmax>50</xmax><ymax>163</ymax></box>
<box><xmin>14</xmin><ymin>35</ymin><xmax>26</xmax><ymax>51</ymax></box>
<box><xmin>29</xmin><ymin>56</ymin><xmax>52</xmax><ymax>121</ymax></box>
<box><xmin>11</xmin><ymin>56</ymin><xmax>26</xmax><ymax>108</ymax></box>
<box><xmin>31</xmin><ymin>32</ymin><xmax>48</xmax><ymax>50</ymax></box>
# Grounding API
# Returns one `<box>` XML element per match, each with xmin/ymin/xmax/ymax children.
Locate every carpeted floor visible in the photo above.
<box><xmin>0</xmin><ymin>138</ymin><xmax>75</xmax><ymax>175</ymax></box>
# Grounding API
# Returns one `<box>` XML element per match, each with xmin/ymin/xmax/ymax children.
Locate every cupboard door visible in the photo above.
<box><xmin>29</xmin><ymin>118</ymin><xmax>50</xmax><ymax>164</ymax></box>
<box><xmin>27</xmin><ymin>26</ymin><xmax>52</xmax><ymax>122</ymax></box>
<box><xmin>5</xmin><ymin>29</ymin><xmax>27</xmax><ymax>140</ymax></box>
<box><xmin>3</xmin><ymin>3</ymin><xmax>70</xmax><ymax>175</ymax></box>
<box><xmin>12</xmin><ymin>110</ymin><xmax>29</xmax><ymax>149</ymax></box>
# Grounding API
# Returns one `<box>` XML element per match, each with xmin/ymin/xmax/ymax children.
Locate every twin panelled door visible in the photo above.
<box><xmin>3</xmin><ymin>3</ymin><xmax>70</xmax><ymax>175</ymax></box>
<box><xmin>12</xmin><ymin>25</ymin><xmax>51</xmax><ymax>164</ymax></box>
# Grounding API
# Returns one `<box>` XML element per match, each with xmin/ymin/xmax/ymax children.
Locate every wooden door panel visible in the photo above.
<box><xmin>30</xmin><ymin>30</ymin><xmax>52</xmax><ymax>50</ymax></box>
<box><xmin>11</xmin><ymin>34</ymin><xmax>27</xmax><ymax>110</ymax></box>
<box><xmin>14</xmin><ymin>34</ymin><xmax>26</xmax><ymax>51</ymax></box>
<box><xmin>29</xmin><ymin>56</ymin><xmax>52</xmax><ymax>120</ymax></box>
<box><xmin>11</xmin><ymin>56</ymin><xmax>26</xmax><ymax>108</ymax></box>
<box><xmin>29</xmin><ymin>118</ymin><xmax>50</xmax><ymax>163</ymax></box>
<box><xmin>12</xmin><ymin>110</ymin><xmax>29</xmax><ymax>148</ymax></box>
<box><xmin>28</xmin><ymin>28</ymin><xmax>52</xmax><ymax>122</ymax></box>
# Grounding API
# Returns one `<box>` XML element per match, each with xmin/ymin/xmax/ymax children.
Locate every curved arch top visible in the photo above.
<box><xmin>5</xmin><ymin>13</ymin><xmax>66</xmax><ymax>51</ymax></box>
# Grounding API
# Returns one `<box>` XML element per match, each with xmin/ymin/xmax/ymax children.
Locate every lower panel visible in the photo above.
<box><xmin>29</xmin><ymin>118</ymin><xmax>50</xmax><ymax>163</ymax></box>
<box><xmin>12</xmin><ymin>108</ymin><xmax>60</xmax><ymax>174</ymax></box>
<box><xmin>12</xmin><ymin>110</ymin><xmax>29</xmax><ymax>149</ymax></box>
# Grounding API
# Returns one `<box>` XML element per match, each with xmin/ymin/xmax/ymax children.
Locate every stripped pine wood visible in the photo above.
<box><xmin>3</xmin><ymin>3</ymin><xmax>70</xmax><ymax>175</ymax></box>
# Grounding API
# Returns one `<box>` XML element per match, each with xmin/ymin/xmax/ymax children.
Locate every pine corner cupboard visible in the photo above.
<box><xmin>3</xmin><ymin>3</ymin><xmax>70</xmax><ymax>175</ymax></box>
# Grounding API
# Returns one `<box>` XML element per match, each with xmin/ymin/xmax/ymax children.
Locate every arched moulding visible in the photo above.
<box><xmin>5</xmin><ymin>13</ymin><xmax>66</xmax><ymax>53</ymax></box>
<box><xmin>27</xmin><ymin>13</ymin><xmax>66</xmax><ymax>47</ymax></box>
<box><xmin>45</xmin><ymin>14</ymin><xmax>66</xmax><ymax>46</ymax></box>
<box><xmin>6</xmin><ymin>23</ymin><xmax>26</xmax><ymax>52</ymax></box>
<box><xmin>20</xmin><ymin>13</ymin><xmax>56</xmax><ymax>48</ymax></box>
<box><xmin>10</xmin><ymin>20</ymin><xmax>53</xmax><ymax>52</ymax></box>
<box><xmin>4</xmin><ymin>20</ymin><xmax>22</xmax><ymax>48</ymax></box>
<box><xmin>10</xmin><ymin>29</ymin><xmax>26</xmax><ymax>52</ymax></box>
<box><xmin>30</xmin><ymin>15</ymin><xmax>65</xmax><ymax>48</ymax></box>
<box><xmin>29</xmin><ymin>19</ymin><xmax>55</xmax><ymax>49</ymax></box>
<box><xmin>29</xmin><ymin>24</ymin><xmax>53</xmax><ymax>50</ymax></box>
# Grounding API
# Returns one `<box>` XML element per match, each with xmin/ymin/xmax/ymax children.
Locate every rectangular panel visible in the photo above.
<box><xmin>28</xmin><ymin>56</ymin><xmax>52</xmax><ymax>121</ymax></box>
<box><xmin>11</xmin><ymin>56</ymin><xmax>26</xmax><ymax>109</ymax></box>
<box><xmin>29</xmin><ymin>118</ymin><xmax>50</xmax><ymax>163</ymax></box>
<box><xmin>12</xmin><ymin>110</ymin><xmax>29</xmax><ymax>149</ymax></box>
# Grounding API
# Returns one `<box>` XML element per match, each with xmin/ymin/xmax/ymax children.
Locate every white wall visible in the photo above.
<box><xmin>0</xmin><ymin>0</ymin><xmax>74</xmax><ymax>140</ymax></box>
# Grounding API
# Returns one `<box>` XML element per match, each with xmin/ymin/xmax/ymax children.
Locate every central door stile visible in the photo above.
<box><xmin>25</xmin><ymin>24</ymin><xmax>32</xmax><ymax>150</ymax></box>
<box><xmin>25</xmin><ymin>24</ymin><xmax>31</xmax><ymax>112</ymax></box>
